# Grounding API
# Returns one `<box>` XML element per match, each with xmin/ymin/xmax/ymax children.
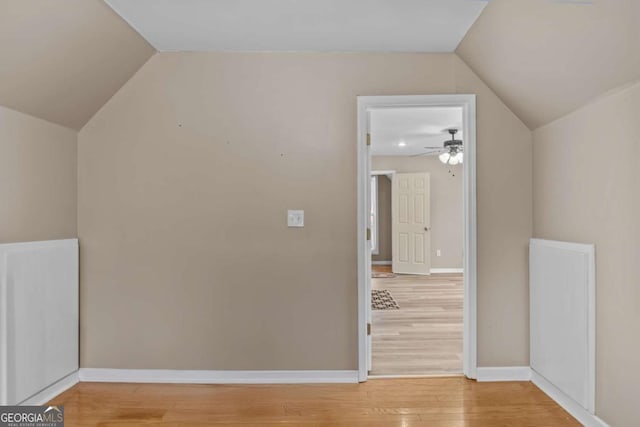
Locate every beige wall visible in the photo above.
<box><xmin>454</xmin><ymin>56</ymin><xmax>533</xmax><ymax>366</ymax></box>
<box><xmin>0</xmin><ymin>105</ymin><xmax>77</xmax><ymax>243</ymax></box>
<box><xmin>372</xmin><ymin>175</ymin><xmax>392</xmax><ymax>263</ymax></box>
<box><xmin>533</xmin><ymin>81</ymin><xmax>640</xmax><ymax>427</ymax></box>
<box><xmin>372</xmin><ymin>156</ymin><xmax>463</xmax><ymax>269</ymax></box>
<box><xmin>78</xmin><ymin>52</ymin><xmax>532</xmax><ymax>369</ymax></box>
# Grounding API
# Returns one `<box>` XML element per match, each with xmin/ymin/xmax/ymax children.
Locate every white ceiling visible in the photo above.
<box><xmin>370</xmin><ymin>107</ymin><xmax>463</xmax><ymax>156</ymax></box>
<box><xmin>104</xmin><ymin>0</ymin><xmax>489</xmax><ymax>52</ymax></box>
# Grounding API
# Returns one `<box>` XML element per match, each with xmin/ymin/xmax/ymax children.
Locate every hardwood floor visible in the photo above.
<box><xmin>371</xmin><ymin>266</ymin><xmax>463</xmax><ymax>376</ymax></box>
<box><xmin>49</xmin><ymin>378</ymin><xmax>580</xmax><ymax>426</ymax></box>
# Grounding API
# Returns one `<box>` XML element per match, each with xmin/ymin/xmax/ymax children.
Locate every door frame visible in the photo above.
<box><xmin>357</xmin><ymin>94</ymin><xmax>477</xmax><ymax>381</ymax></box>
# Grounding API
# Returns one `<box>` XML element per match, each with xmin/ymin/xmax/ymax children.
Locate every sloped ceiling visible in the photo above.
<box><xmin>0</xmin><ymin>0</ymin><xmax>155</xmax><ymax>130</ymax></box>
<box><xmin>6</xmin><ymin>0</ymin><xmax>639</xmax><ymax>131</ymax></box>
<box><xmin>457</xmin><ymin>0</ymin><xmax>640</xmax><ymax>130</ymax></box>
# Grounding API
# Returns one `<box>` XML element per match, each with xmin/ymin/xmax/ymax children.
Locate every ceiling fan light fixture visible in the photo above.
<box><xmin>439</xmin><ymin>150</ymin><xmax>463</xmax><ymax>165</ymax></box>
<box><xmin>454</xmin><ymin>152</ymin><xmax>463</xmax><ymax>164</ymax></box>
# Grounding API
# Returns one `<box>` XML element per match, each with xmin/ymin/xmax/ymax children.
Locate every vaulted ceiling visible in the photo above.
<box><xmin>0</xmin><ymin>0</ymin><xmax>155</xmax><ymax>129</ymax></box>
<box><xmin>456</xmin><ymin>0</ymin><xmax>640</xmax><ymax>130</ymax></box>
<box><xmin>2</xmin><ymin>0</ymin><xmax>639</xmax><ymax>131</ymax></box>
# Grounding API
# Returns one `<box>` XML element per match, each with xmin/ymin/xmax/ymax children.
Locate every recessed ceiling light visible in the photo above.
<box><xmin>398</xmin><ymin>141</ymin><xmax>407</xmax><ymax>147</ymax></box>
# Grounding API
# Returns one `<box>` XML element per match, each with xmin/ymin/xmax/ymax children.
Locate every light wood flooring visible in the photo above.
<box><xmin>49</xmin><ymin>378</ymin><xmax>580</xmax><ymax>426</ymax></box>
<box><xmin>371</xmin><ymin>266</ymin><xmax>463</xmax><ymax>376</ymax></box>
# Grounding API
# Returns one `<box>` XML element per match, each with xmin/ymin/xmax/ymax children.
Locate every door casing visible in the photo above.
<box><xmin>357</xmin><ymin>94</ymin><xmax>477</xmax><ymax>381</ymax></box>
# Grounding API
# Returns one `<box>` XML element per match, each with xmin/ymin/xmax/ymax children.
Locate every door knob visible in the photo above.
<box><xmin>424</xmin><ymin>227</ymin><xmax>430</xmax><ymax>231</ymax></box>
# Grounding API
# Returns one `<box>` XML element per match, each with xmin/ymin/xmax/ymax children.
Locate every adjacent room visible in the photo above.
<box><xmin>1</xmin><ymin>1</ymin><xmax>638</xmax><ymax>426</ymax></box>
<box><xmin>368</xmin><ymin>107</ymin><xmax>465</xmax><ymax>376</ymax></box>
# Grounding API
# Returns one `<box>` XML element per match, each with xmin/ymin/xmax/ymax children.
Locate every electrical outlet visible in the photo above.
<box><xmin>436</xmin><ymin>249</ymin><xmax>441</xmax><ymax>257</ymax></box>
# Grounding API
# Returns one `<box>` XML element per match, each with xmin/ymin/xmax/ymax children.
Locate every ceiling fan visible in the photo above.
<box><xmin>412</xmin><ymin>128</ymin><xmax>463</xmax><ymax>165</ymax></box>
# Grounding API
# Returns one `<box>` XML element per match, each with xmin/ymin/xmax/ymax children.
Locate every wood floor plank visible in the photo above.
<box><xmin>48</xmin><ymin>378</ymin><xmax>580</xmax><ymax>426</ymax></box>
<box><xmin>371</xmin><ymin>267</ymin><xmax>463</xmax><ymax>376</ymax></box>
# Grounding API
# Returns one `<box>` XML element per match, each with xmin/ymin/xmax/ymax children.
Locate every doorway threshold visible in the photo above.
<box><xmin>368</xmin><ymin>373</ymin><xmax>465</xmax><ymax>380</ymax></box>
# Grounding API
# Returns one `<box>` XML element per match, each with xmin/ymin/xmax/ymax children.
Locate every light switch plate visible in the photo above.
<box><xmin>287</xmin><ymin>210</ymin><xmax>304</xmax><ymax>227</ymax></box>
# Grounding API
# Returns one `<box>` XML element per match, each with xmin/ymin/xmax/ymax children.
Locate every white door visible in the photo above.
<box><xmin>392</xmin><ymin>173</ymin><xmax>431</xmax><ymax>275</ymax></box>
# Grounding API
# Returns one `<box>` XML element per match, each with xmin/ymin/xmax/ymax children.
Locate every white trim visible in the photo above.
<box><xmin>371</xmin><ymin>261</ymin><xmax>392</xmax><ymax>265</ymax></box>
<box><xmin>461</xmin><ymin>95</ymin><xmax>477</xmax><ymax>380</ymax></box>
<box><xmin>476</xmin><ymin>367</ymin><xmax>531</xmax><ymax>382</ymax></box>
<box><xmin>0</xmin><ymin>238</ymin><xmax>78</xmax><ymax>252</ymax></box>
<box><xmin>529</xmin><ymin>238</ymin><xmax>595</xmax><ymax>254</ymax></box>
<box><xmin>430</xmin><ymin>268</ymin><xmax>464</xmax><ymax>274</ymax></box>
<box><xmin>532</xmin><ymin>371</ymin><xmax>609</xmax><ymax>427</ymax></box>
<box><xmin>19</xmin><ymin>371</ymin><xmax>78</xmax><ymax>405</ymax></box>
<box><xmin>357</xmin><ymin>94</ymin><xmax>477</xmax><ymax>381</ymax></box>
<box><xmin>357</xmin><ymin>97</ymin><xmax>369</xmax><ymax>379</ymax></box>
<box><xmin>78</xmin><ymin>369</ymin><xmax>358</xmax><ymax>384</ymax></box>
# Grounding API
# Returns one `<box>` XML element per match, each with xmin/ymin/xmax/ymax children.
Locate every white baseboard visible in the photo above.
<box><xmin>476</xmin><ymin>366</ymin><xmax>531</xmax><ymax>382</ymax></box>
<box><xmin>371</xmin><ymin>261</ymin><xmax>392</xmax><ymax>265</ymax></box>
<box><xmin>19</xmin><ymin>371</ymin><xmax>79</xmax><ymax>405</ymax></box>
<box><xmin>78</xmin><ymin>369</ymin><xmax>359</xmax><ymax>384</ymax></box>
<box><xmin>531</xmin><ymin>371</ymin><xmax>609</xmax><ymax>427</ymax></box>
<box><xmin>430</xmin><ymin>268</ymin><xmax>464</xmax><ymax>274</ymax></box>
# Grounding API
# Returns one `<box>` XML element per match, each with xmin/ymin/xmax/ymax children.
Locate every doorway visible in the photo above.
<box><xmin>357</xmin><ymin>95</ymin><xmax>477</xmax><ymax>381</ymax></box>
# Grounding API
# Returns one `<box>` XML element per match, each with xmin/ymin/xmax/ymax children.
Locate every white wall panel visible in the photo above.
<box><xmin>0</xmin><ymin>239</ymin><xmax>78</xmax><ymax>405</ymax></box>
<box><xmin>530</xmin><ymin>238</ymin><xmax>595</xmax><ymax>413</ymax></box>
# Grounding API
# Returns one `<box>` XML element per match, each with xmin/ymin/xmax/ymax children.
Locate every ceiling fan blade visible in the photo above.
<box><xmin>411</xmin><ymin>149</ymin><xmax>447</xmax><ymax>157</ymax></box>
